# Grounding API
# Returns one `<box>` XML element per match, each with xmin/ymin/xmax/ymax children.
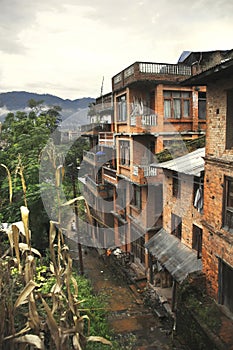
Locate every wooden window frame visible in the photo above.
<box><xmin>164</xmin><ymin>90</ymin><xmax>191</xmax><ymax>119</ymax></box>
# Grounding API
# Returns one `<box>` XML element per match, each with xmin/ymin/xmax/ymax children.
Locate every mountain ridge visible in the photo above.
<box><xmin>0</xmin><ymin>91</ymin><xmax>95</xmax><ymax>124</ymax></box>
<box><xmin>0</xmin><ymin>91</ymin><xmax>94</xmax><ymax>110</ymax></box>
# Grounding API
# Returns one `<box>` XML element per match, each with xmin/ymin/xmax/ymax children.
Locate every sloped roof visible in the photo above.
<box><xmin>152</xmin><ymin>147</ymin><xmax>205</xmax><ymax>176</ymax></box>
<box><xmin>145</xmin><ymin>229</ymin><xmax>202</xmax><ymax>283</ymax></box>
<box><xmin>182</xmin><ymin>56</ymin><xmax>233</xmax><ymax>85</ymax></box>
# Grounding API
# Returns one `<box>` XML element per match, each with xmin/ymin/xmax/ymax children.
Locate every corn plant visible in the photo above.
<box><xmin>0</xmin><ymin>158</ymin><xmax>112</xmax><ymax>349</ymax></box>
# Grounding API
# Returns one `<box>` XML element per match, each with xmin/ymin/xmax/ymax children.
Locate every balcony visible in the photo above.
<box><xmin>85</xmin><ymin>176</ymin><xmax>114</xmax><ymax>199</ymax></box>
<box><xmin>112</xmin><ymin>61</ymin><xmax>191</xmax><ymax>91</ymax></box>
<box><xmin>80</xmin><ymin>123</ymin><xmax>111</xmax><ymax>136</ymax></box>
<box><xmin>99</xmin><ymin>132</ymin><xmax>114</xmax><ymax>147</ymax></box>
<box><xmin>83</xmin><ymin>150</ymin><xmax>108</xmax><ymax>165</ymax></box>
<box><xmin>103</xmin><ymin>166</ymin><xmax>117</xmax><ymax>185</ymax></box>
<box><xmin>95</xmin><ymin>92</ymin><xmax>113</xmax><ymax>113</ymax></box>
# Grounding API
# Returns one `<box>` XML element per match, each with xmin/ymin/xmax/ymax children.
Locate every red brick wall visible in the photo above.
<box><xmin>163</xmin><ymin>170</ymin><xmax>203</xmax><ymax>249</ymax></box>
<box><xmin>202</xmin><ymin>77</ymin><xmax>233</xmax><ymax>300</ymax></box>
<box><xmin>205</xmin><ymin>80</ymin><xmax>233</xmax><ymax>158</ymax></box>
<box><xmin>202</xmin><ymin>161</ymin><xmax>233</xmax><ymax>299</ymax></box>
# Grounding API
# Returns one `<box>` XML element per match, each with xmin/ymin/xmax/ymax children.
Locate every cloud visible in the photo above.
<box><xmin>0</xmin><ymin>0</ymin><xmax>232</xmax><ymax>98</ymax></box>
<box><xmin>0</xmin><ymin>0</ymin><xmax>65</xmax><ymax>54</ymax></box>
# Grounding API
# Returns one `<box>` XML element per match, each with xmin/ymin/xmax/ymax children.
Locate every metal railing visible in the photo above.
<box><xmin>83</xmin><ymin>150</ymin><xmax>95</xmax><ymax>162</ymax></box>
<box><xmin>130</xmin><ymin>114</ymin><xmax>157</xmax><ymax>127</ymax></box>
<box><xmin>113</xmin><ymin>61</ymin><xmax>191</xmax><ymax>88</ymax></box>
<box><xmin>133</xmin><ymin>165</ymin><xmax>157</xmax><ymax>177</ymax></box>
<box><xmin>139</xmin><ymin>62</ymin><xmax>191</xmax><ymax>75</ymax></box>
<box><xmin>99</xmin><ymin>132</ymin><xmax>114</xmax><ymax>147</ymax></box>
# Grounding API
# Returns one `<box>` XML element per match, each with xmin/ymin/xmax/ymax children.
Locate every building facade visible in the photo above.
<box><xmin>80</xmin><ymin>52</ymin><xmax>211</xmax><ymax>270</ymax></box>
<box><xmin>186</xmin><ymin>57</ymin><xmax>233</xmax><ymax>313</ymax></box>
<box><xmin>146</xmin><ymin>147</ymin><xmax>204</xmax><ymax>308</ymax></box>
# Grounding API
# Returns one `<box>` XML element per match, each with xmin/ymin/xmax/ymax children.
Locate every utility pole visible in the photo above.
<box><xmin>70</xmin><ymin>165</ymin><xmax>84</xmax><ymax>275</ymax></box>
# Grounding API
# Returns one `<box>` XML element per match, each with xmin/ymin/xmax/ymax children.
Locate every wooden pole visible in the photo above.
<box><xmin>71</xmin><ymin>169</ymin><xmax>84</xmax><ymax>275</ymax></box>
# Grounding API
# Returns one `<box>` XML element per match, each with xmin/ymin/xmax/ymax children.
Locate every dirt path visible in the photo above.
<box><xmin>82</xmin><ymin>248</ymin><xmax>175</xmax><ymax>350</ymax></box>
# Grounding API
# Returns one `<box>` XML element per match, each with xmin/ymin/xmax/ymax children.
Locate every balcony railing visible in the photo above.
<box><xmin>103</xmin><ymin>166</ymin><xmax>117</xmax><ymax>179</ymax></box>
<box><xmin>133</xmin><ymin>165</ymin><xmax>157</xmax><ymax>177</ymax></box>
<box><xmin>85</xmin><ymin>176</ymin><xmax>114</xmax><ymax>199</ymax></box>
<box><xmin>83</xmin><ymin>150</ymin><xmax>95</xmax><ymax>162</ymax></box>
<box><xmin>99</xmin><ymin>132</ymin><xmax>114</xmax><ymax>147</ymax></box>
<box><xmin>130</xmin><ymin>114</ymin><xmax>157</xmax><ymax>127</ymax></box>
<box><xmin>139</xmin><ymin>62</ymin><xmax>191</xmax><ymax>75</ymax></box>
<box><xmin>112</xmin><ymin>61</ymin><xmax>191</xmax><ymax>89</ymax></box>
<box><xmin>83</xmin><ymin>150</ymin><xmax>108</xmax><ymax>164</ymax></box>
<box><xmin>80</xmin><ymin>123</ymin><xmax>111</xmax><ymax>133</ymax></box>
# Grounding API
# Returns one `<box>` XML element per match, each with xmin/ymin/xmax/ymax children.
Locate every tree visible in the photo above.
<box><xmin>0</xmin><ymin>101</ymin><xmax>62</xmax><ymax>250</ymax></box>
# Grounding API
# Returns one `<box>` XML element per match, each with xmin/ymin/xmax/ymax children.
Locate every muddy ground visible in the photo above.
<box><xmin>79</xmin><ymin>247</ymin><xmax>188</xmax><ymax>350</ymax></box>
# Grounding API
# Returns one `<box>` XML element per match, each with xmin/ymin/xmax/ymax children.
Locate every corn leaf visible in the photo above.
<box><xmin>20</xmin><ymin>206</ymin><xmax>30</xmax><ymax>247</ymax></box>
<box><xmin>12</xmin><ymin>221</ymin><xmax>26</xmax><ymax>236</ymax></box>
<box><xmin>70</xmin><ymin>275</ymin><xmax>79</xmax><ymax>300</ymax></box>
<box><xmin>74</xmin><ymin>315</ymin><xmax>89</xmax><ymax>335</ymax></box>
<box><xmin>72</xmin><ymin>333</ymin><xmax>83</xmax><ymax>350</ymax></box>
<box><xmin>24</xmin><ymin>254</ymin><xmax>34</xmax><ymax>284</ymax></box>
<box><xmin>12</xmin><ymin>224</ymin><xmax>21</xmax><ymax>271</ymax></box>
<box><xmin>49</xmin><ymin>221</ymin><xmax>58</xmax><ymax>274</ymax></box>
<box><xmin>87</xmin><ymin>336</ymin><xmax>112</xmax><ymax>345</ymax></box>
<box><xmin>40</xmin><ymin>296</ymin><xmax>60</xmax><ymax>349</ymax></box>
<box><xmin>3</xmin><ymin>324</ymin><xmax>31</xmax><ymax>340</ymax></box>
<box><xmin>12</xmin><ymin>334</ymin><xmax>44</xmax><ymax>349</ymax></box>
<box><xmin>19</xmin><ymin>243</ymin><xmax>41</xmax><ymax>257</ymax></box>
<box><xmin>61</xmin><ymin>196</ymin><xmax>85</xmax><ymax>206</ymax></box>
<box><xmin>14</xmin><ymin>280</ymin><xmax>37</xmax><ymax>309</ymax></box>
<box><xmin>28</xmin><ymin>293</ymin><xmax>41</xmax><ymax>332</ymax></box>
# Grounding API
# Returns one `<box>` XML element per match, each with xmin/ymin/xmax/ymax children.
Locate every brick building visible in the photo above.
<box><xmin>146</xmin><ymin>147</ymin><xmax>204</xmax><ymax>308</ymax></box>
<box><xmin>80</xmin><ymin>52</ymin><xmax>210</xmax><ymax>269</ymax></box>
<box><xmin>112</xmin><ymin>59</ymin><xmax>208</xmax><ymax>271</ymax></box>
<box><xmin>185</xmin><ymin>56</ymin><xmax>233</xmax><ymax>312</ymax></box>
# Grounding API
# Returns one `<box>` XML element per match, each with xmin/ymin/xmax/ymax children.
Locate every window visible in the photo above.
<box><xmin>119</xmin><ymin>140</ymin><xmax>130</xmax><ymax>166</ymax></box>
<box><xmin>171</xmin><ymin>213</ymin><xmax>182</xmax><ymax>239</ymax></box>
<box><xmin>117</xmin><ymin>94</ymin><xmax>127</xmax><ymax>122</ymax></box>
<box><xmin>172</xmin><ymin>171</ymin><xmax>181</xmax><ymax>198</ymax></box>
<box><xmin>223</xmin><ymin>176</ymin><xmax>233</xmax><ymax>231</ymax></box>
<box><xmin>132</xmin><ymin>185</ymin><xmax>141</xmax><ymax>209</ymax></box>
<box><xmin>192</xmin><ymin>225</ymin><xmax>202</xmax><ymax>259</ymax></box>
<box><xmin>164</xmin><ymin>91</ymin><xmax>191</xmax><ymax>119</ymax></box>
<box><xmin>154</xmin><ymin>183</ymin><xmax>163</xmax><ymax>215</ymax></box>
<box><xmin>198</xmin><ymin>92</ymin><xmax>206</xmax><ymax>120</ymax></box>
<box><xmin>219</xmin><ymin>259</ymin><xmax>233</xmax><ymax>312</ymax></box>
<box><xmin>193</xmin><ymin>174</ymin><xmax>204</xmax><ymax>213</ymax></box>
<box><xmin>131</xmin><ymin>227</ymin><xmax>145</xmax><ymax>264</ymax></box>
<box><xmin>226</xmin><ymin>89</ymin><xmax>233</xmax><ymax>149</ymax></box>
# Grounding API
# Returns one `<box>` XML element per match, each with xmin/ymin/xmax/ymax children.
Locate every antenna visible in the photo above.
<box><xmin>100</xmin><ymin>76</ymin><xmax>104</xmax><ymax>97</ymax></box>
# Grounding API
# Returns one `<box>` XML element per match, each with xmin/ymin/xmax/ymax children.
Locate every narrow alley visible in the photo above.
<box><xmin>81</xmin><ymin>247</ymin><xmax>187</xmax><ymax>350</ymax></box>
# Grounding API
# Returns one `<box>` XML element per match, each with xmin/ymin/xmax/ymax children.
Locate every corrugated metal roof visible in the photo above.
<box><xmin>151</xmin><ymin>147</ymin><xmax>205</xmax><ymax>176</ymax></box>
<box><xmin>145</xmin><ymin>229</ymin><xmax>202</xmax><ymax>283</ymax></box>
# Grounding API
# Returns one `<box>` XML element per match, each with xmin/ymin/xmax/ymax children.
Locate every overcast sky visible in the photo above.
<box><xmin>0</xmin><ymin>0</ymin><xmax>232</xmax><ymax>100</ymax></box>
